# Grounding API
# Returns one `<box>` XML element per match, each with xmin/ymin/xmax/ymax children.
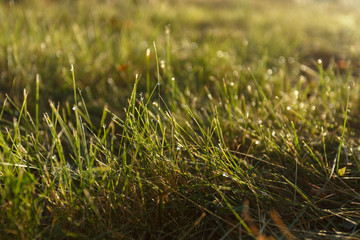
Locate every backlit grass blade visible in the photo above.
<box><xmin>336</xmin><ymin>86</ymin><xmax>350</xmax><ymax>174</ymax></box>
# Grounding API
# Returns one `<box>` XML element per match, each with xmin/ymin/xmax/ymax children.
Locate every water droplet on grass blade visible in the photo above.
<box><xmin>160</xmin><ymin>60</ymin><xmax>165</xmax><ymax>69</ymax></box>
<box><xmin>107</xmin><ymin>78</ymin><xmax>114</xmax><ymax>85</ymax></box>
<box><xmin>217</xmin><ymin>50</ymin><xmax>224</xmax><ymax>58</ymax></box>
<box><xmin>279</xmin><ymin>56</ymin><xmax>285</xmax><ymax>64</ymax></box>
<box><xmin>288</xmin><ymin>57</ymin><xmax>295</xmax><ymax>64</ymax></box>
<box><xmin>247</xmin><ymin>85</ymin><xmax>252</xmax><ymax>93</ymax></box>
<box><xmin>300</xmin><ymin>65</ymin><xmax>307</xmax><ymax>72</ymax></box>
<box><xmin>294</xmin><ymin>90</ymin><xmax>299</xmax><ymax>99</ymax></box>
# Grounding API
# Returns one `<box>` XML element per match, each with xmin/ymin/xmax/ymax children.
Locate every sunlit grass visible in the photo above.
<box><xmin>1</xmin><ymin>0</ymin><xmax>360</xmax><ymax>239</ymax></box>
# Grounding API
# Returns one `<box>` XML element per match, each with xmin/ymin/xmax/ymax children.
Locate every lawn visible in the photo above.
<box><xmin>0</xmin><ymin>0</ymin><xmax>360</xmax><ymax>239</ymax></box>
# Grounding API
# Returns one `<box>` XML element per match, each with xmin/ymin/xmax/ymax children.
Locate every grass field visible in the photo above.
<box><xmin>1</xmin><ymin>0</ymin><xmax>360</xmax><ymax>239</ymax></box>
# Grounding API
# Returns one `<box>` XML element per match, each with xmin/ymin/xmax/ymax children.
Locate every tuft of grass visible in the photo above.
<box><xmin>1</xmin><ymin>0</ymin><xmax>360</xmax><ymax>239</ymax></box>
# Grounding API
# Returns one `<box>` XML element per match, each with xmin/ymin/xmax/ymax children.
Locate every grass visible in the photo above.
<box><xmin>1</xmin><ymin>0</ymin><xmax>360</xmax><ymax>239</ymax></box>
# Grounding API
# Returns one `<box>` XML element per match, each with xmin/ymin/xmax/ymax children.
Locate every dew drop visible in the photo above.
<box><xmin>217</xmin><ymin>50</ymin><xmax>224</xmax><ymax>58</ymax></box>
<box><xmin>107</xmin><ymin>78</ymin><xmax>114</xmax><ymax>85</ymax></box>
<box><xmin>294</xmin><ymin>90</ymin><xmax>299</xmax><ymax>99</ymax></box>
<box><xmin>288</xmin><ymin>57</ymin><xmax>295</xmax><ymax>64</ymax></box>
<box><xmin>300</xmin><ymin>65</ymin><xmax>307</xmax><ymax>72</ymax></box>
<box><xmin>279</xmin><ymin>56</ymin><xmax>285</xmax><ymax>64</ymax></box>
<box><xmin>160</xmin><ymin>60</ymin><xmax>165</xmax><ymax>69</ymax></box>
<box><xmin>247</xmin><ymin>85</ymin><xmax>252</xmax><ymax>93</ymax></box>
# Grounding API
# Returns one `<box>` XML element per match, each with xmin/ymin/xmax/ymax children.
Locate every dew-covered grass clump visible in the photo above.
<box><xmin>1</xmin><ymin>0</ymin><xmax>360</xmax><ymax>239</ymax></box>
